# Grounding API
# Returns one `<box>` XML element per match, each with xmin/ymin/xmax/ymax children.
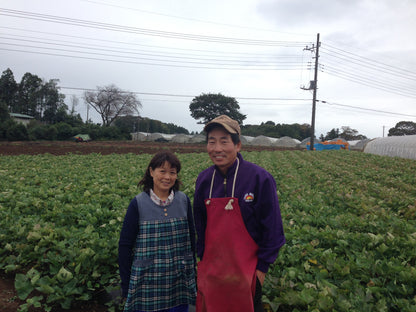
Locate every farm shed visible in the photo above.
<box><xmin>364</xmin><ymin>135</ymin><xmax>416</xmax><ymax>160</ymax></box>
<box><xmin>10</xmin><ymin>113</ymin><xmax>34</xmax><ymax>126</ymax></box>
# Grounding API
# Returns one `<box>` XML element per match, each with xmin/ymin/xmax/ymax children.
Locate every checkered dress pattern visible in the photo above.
<box><xmin>124</xmin><ymin>217</ymin><xmax>196</xmax><ymax>312</ymax></box>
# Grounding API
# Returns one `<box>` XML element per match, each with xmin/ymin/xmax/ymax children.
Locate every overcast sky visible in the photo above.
<box><xmin>1</xmin><ymin>0</ymin><xmax>415</xmax><ymax>139</ymax></box>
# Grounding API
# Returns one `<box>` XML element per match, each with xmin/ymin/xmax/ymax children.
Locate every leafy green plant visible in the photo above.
<box><xmin>1</xmin><ymin>151</ymin><xmax>415</xmax><ymax>311</ymax></box>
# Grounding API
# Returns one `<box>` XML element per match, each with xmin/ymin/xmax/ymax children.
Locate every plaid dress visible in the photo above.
<box><xmin>124</xmin><ymin>192</ymin><xmax>196</xmax><ymax>312</ymax></box>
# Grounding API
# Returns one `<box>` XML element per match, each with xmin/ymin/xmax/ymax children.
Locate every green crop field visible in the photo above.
<box><xmin>1</xmin><ymin>151</ymin><xmax>415</xmax><ymax>311</ymax></box>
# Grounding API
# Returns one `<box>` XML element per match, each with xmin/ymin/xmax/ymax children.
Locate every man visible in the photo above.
<box><xmin>193</xmin><ymin>115</ymin><xmax>285</xmax><ymax>312</ymax></box>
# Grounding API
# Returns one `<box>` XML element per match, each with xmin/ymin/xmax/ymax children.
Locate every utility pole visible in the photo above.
<box><xmin>310</xmin><ymin>33</ymin><xmax>320</xmax><ymax>150</ymax></box>
<box><xmin>302</xmin><ymin>33</ymin><xmax>320</xmax><ymax>150</ymax></box>
<box><xmin>86</xmin><ymin>103</ymin><xmax>90</xmax><ymax>124</ymax></box>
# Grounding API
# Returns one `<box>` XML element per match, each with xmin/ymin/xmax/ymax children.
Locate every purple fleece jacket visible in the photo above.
<box><xmin>193</xmin><ymin>153</ymin><xmax>285</xmax><ymax>273</ymax></box>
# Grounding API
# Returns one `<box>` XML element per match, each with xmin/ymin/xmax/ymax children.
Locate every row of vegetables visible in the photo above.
<box><xmin>0</xmin><ymin>151</ymin><xmax>415</xmax><ymax>311</ymax></box>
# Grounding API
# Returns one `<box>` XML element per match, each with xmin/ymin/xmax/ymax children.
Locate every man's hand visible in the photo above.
<box><xmin>256</xmin><ymin>270</ymin><xmax>266</xmax><ymax>285</ymax></box>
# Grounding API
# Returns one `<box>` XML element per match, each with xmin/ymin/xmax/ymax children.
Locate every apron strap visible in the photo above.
<box><xmin>209</xmin><ymin>170</ymin><xmax>216</xmax><ymax>199</ymax></box>
<box><xmin>231</xmin><ymin>157</ymin><xmax>240</xmax><ymax>197</ymax></box>
<box><xmin>209</xmin><ymin>157</ymin><xmax>240</xmax><ymax>198</ymax></box>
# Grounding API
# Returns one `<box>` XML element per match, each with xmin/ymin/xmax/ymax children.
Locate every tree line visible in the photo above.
<box><xmin>0</xmin><ymin>68</ymin><xmax>188</xmax><ymax>141</ymax></box>
<box><xmin>188</xmin><ymin>93</ymin><xmax>416</xmax><ymax>140</ymax></box>
<box><xmin>188</xmin><ymin>93</ymin><xmax>373</xmax><ymax>141</ymax></box>
<box><xmin>2</xmin><ymin>68</ymin><xmax>414</xmax><ymax>142</ymax></box>
<box><xmin>189</xmin><ymin>93</ymin><xmax>312</xmax><ymax>140</ymax></box>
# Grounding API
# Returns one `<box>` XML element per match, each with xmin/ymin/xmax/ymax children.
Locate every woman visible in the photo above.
<box><xmin>119</xmin><ymin>151</ymin><xmax>196</xmax><ymax>312</ymax></box>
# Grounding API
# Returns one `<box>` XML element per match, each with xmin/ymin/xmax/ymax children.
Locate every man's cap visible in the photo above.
<box><xmin>204</xmin><ymin>115</ymin><xmax>241</xmax><ymax>135</ymax></box>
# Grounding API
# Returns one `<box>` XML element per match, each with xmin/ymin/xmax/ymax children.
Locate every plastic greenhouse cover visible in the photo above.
<box><xmin>364</xmin><ymin>135</ymin><xmax>416</xmax><ymax>160</ymax></box>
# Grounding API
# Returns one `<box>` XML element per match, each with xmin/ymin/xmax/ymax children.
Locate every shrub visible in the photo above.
<box><xmin>55</xmin><ymin>122</ymin><xmax>74</xmax><ymax>140</ymax></box>
<box><xmin>45</xmin><ymin>125</ymin><xmax>58</xmax><ymax>140</ymax></box>
<box><xmin>6</xmin><ymin>122</ymin><xmax>28</xmax><ymax>141</ymax></box>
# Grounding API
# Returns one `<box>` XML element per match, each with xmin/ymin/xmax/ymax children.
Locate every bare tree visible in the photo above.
<box><xmin>83</xmin><ymin>84</ymin><xmax>142</xmax><ymax>126</ymax></box>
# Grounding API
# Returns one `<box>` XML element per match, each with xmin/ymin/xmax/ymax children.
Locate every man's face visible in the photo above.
<box><xmin>207</xmin><ymin>127</ymin><xmax>241</xmax><ymax>174</ymax></box>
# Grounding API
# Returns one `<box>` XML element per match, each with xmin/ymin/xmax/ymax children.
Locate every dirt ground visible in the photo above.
<box><xmin>0</xmin><ymin>274</ymin><xmax>20</xmax><ymax>312</ymax></box>
<box><xmin>0</xmin><ymin>273</ymin><xmax>111</xmax><ymax>312</ymax></box>
<box><xmin>0</xmin><ymin>140</ymin><xmax>209</xmax><ymax>156</ymax></box>
<box><xmin>0</xmin><ymin>140</ymin><xmax>289</xmax><ymax>311</ymax></box>
<box><xmin>0</xmin><ymin>140</ymin><xmax>291</xmax><ymax>156</ymax></box>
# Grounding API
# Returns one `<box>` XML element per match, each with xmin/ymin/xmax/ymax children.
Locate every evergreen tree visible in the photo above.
<box><xmin>189</xmin><ymin>93</ymin><xmax>246</xmax><ymax>125</ymax></box>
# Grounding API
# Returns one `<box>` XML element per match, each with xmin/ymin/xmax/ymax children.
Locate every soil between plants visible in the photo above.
<box><xmin>0</xmin><ymin>140</ymin><xmax>290</xmax><ymax>311</ymax></box>
<box><xmin>0</xmin><ymin>140</ymin><xmax>292</xmax><ymax>156</ymax></box>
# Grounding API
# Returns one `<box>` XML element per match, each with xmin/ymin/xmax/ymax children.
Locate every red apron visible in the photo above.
<box><xmin>196</xmin><ymin>161</ymin><xmax>259</xmax><ymax>312</ymax></box>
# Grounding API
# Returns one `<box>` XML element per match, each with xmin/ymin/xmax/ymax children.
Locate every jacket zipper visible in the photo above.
<box><xmin>223</xmin><ymin>178</ymin><xmax>227</xmax><ymax>197</ymax></box>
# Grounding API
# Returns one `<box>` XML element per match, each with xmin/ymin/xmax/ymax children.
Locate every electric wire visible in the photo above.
<box><xmin>0</xmin><ymin>46</ymin><xmax>306</xmax><ymax>71</ymax></box>
<box><xmin>1</xmin><ymin>7</ymin><xmax>415</xmax><ymax>119</ymax></box>
<box><xmin>321</xmin><ymin>64</ymin><xmax>416</xmax><ymax>98</ymax></box>
<box><xmin>0</xmin><ymin>8</ymin><xmax>309</xmax><ymax>47</ymax></box>
<box><xmin>323</xmin><ymin>43</ymin><xmax>416</xmax><ymax>78</ymax></box>
<box><xmin>320</xmin><ymin>57</ymin><xmax>416</xmax><ymax>91</ymax></box>
<box><xmin>0</xmin><ymin>33</ymin><xmax>303</xmax><ymax>61</ymax></box>
<box><xmin>0</xmin><ymin>26</ymin><xmax>299</xmax><ymax>58</ymax></box>
<box><xmin>319</xmin><ymin>100</ymin><xmax>416</xmax><ymax>118</ymax></box>
<box><xmin>319</xmin><ymin>43</ymin><xmax>416</xmax><ymax>98</ymax></box>
<box><xmin>320</xmin><ymin>50</ymin><xmax>416</xmax><ymax>93</ymax></box>
<box><xmin>60</xmin><ymin>86</ymin><xmax>311</xmax><ymax>102</ymax></box>
<box><xmin>81</xmin><ymin>0</ymin><xmax>313</xmax><ymax>37</ymax></box>
<box><xmin>0</xmin><ymin>35</ymin><xmax>305</xmax><ymax>67</ymax></box>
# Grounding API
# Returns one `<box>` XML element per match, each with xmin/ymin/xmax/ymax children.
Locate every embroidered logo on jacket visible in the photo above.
<box><xmin>243</xmin><ymin>192</ymin><xmax>254</xmax><ymax>202</ymax></box>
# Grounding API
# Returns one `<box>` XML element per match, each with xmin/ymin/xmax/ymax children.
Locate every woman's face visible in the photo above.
<box><xmin>150</xmin><ymin>161</ymin><xmax>178</xmax><ymax>196</ymax></box>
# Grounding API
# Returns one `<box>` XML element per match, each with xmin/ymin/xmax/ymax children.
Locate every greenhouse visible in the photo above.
<box><xmin>250</xmin><ymin>135</ymin><xmax>274</xmax><ymax>146</ymax></box>
<box><xmin>364</xmin><ymin>135</ymin><xmax>416</xmax><ymax>160</ymax></box>
<box><xmin>273</xmin><ymin>136</ymin><xmax>300</xmax><ymax>148</ymax></box>
<box><xmin>171</xmin><ymin>134</ymin><xmax>190</xmax><ymax>143</ymax></box>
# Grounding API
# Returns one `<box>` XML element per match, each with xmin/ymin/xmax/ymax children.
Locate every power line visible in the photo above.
<box><xmin>0</xmin><ymin>12</ymin><xmax>308</xmax><ymax>71</ymax></box>
<box><xmin>81</xmin><ymin>0</ymin><xmax>313</xmax><ymax>37</ymax></box>
<box><xmin>60</xmin><ymin>86</ymin><xmax>311</xmax><ymax>102</ymax></box>
<box><xmin>0</xmin><ymin>46</ymin><xmax>306</xmax><ymax>71</ymax></box>
<box><xmin>319</xmin><ymin>100</ymin><xmax>416</xmax><ymax>118</ymax></box>
<box><xmin>320</xmin><ymin>50</ymin><xmax>416</xmax><ymax>90</ymax></box>
<box><xmin>0</xmin><ymin>36</ymin><xmax>305</xmax><ymax>67</ymax></box>
<box><xmin>0</xmin><ymin>8</ymin><xmax>309</xmax><ymax>47</ymax></box>
<box><xmin>0</xmin><ymin>26</ymin><xmax>301</xmax><ymax>58</ymax></box>
<box><xmin>320</xmin><ymin>58</ymin><xmax>416</xmax><ymax>91</ymax></box>
<box><xmin>1</xmin><ymin>7</ymin><xmax>414</xmax><ymax>119</ymax></box>
<box><xmin>318</xmin><ymin>42</ymin><xmax>416</xmax><ymax>98</ymax></box>
<box><xmin>60</xmin><ymin>86</ymin><xmax>415</xmax><ymax>118</ymax></box>
<box><xmin>321</xmin><ymin>50</ymin><xmax>416</xmax><ymax>86</ymax></box>
<box><xmin>323</xmin><ymin>43</ymin><xmax>416</xmax><ymax>78</ymax></box>
<box><xmin>321</xmin><ymin>64</ymin><xmax>416</xmax><ymax>98</ymax></box>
